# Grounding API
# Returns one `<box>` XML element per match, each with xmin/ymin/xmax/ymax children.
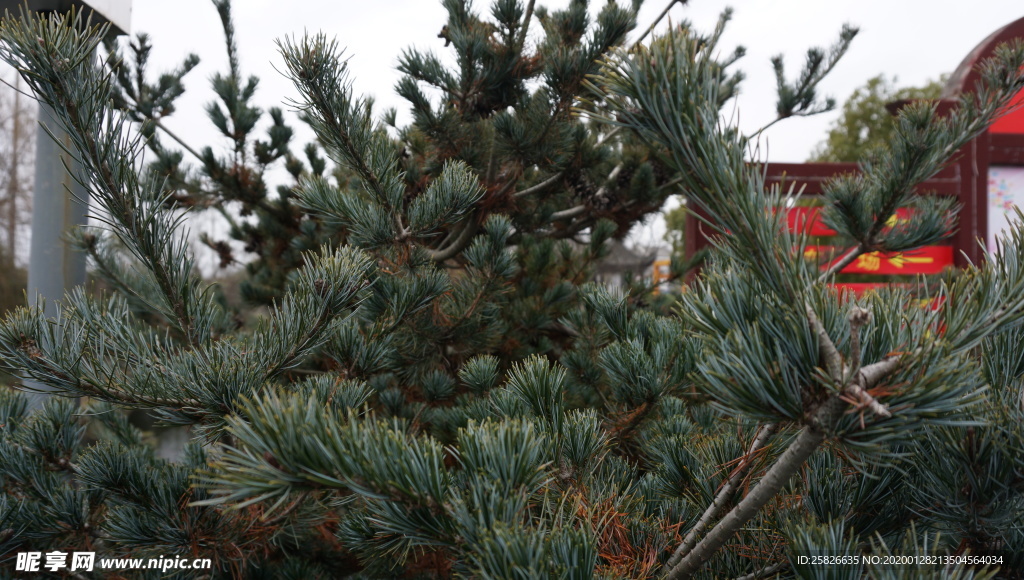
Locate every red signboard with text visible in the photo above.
<box><xmin>802</xmin><ymin>245</ymin><xmax>954</xmax><ymax>275</ymax></box>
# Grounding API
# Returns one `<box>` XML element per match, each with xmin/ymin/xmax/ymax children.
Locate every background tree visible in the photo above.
<box><xmin>100</xmin><ymin>1</ymin><xmax>314</xmax><ymax>307</ymax></box>
<box><xmin>100</xmin><ymin>0</ymin><xmax>681</xmax><ymax>311</ymax></box>
<box><xmin>809</xmin><ymin>73</ymin><xmax>947</xmax><ymax>162</ymax></box>
<box><xmin>663</xmin><ymin>199</ymin><xmax>687</xmax><ymax>257</ymax></box>
<box><xmin>1</xmin><ymin>3</ymin><xmax>1024</xmax><ymax>580</ymax></box>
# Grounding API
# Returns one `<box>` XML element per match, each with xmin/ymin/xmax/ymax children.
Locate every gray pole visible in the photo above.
<box><xmin>24</xmin><ymin>102</ymin><xmax>88</xmax><ymax>410</ymax></box>
<box><xmin>4</xmin><ymin>76</ymin><xmax>20</xmax><ymax>267</ymax></box>
<box><xmin>0</xmin><ymin>5</ymin><xmax>129</xmax><ymax>411</ymax></box>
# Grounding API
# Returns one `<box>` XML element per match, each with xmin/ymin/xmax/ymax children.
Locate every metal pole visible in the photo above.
<box><xmin>24</xmin><ymin>101</ymin><xmax>88</xmax><ymax>410</ymax></box>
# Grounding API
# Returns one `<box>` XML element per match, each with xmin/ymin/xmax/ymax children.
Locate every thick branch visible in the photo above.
<box><xmin>842</xmin><ymin>383</ymin><xmax>891</xmax><ymax>418</ymax></box>
<box><xmin>515</xmin><ymin>0</ymin><xmax>536</xmax><ymax>50</ymax></box>
<box><xmin>817</xmin><ymin>243</ymin><xmax>864</xmax><ymax>283</ymax></box>
<box><xmin>664</xmin><ymin>398</ymin><xmax>845</xmax><ymax>579</ymax></box>
<box><xmin>666</xmin><ymin>422</ymin><xmax>778</xmax><ymax>569</ymax></box>
<box><xmin>855</xmin><ymin>355</ymin><xmax>902</xmax><ymax>390</ymax></box>
<box><xmin>632</xmin><ymin>0</ymin><xmax>685</xmax><ymax>48</ymax></box>
<box><xmin>847</xmin><ymin>306</ymin><xmax>870</xmax><ymax>375</ymax></box>
<box><xmin>595</xmin><ymin>126</ymin><xmax>621</xmax><ymax>148</ymax></box>
<box><xmin>513</xmin><ymin>172</ymin><xmax>563</xmax><ymax>198</ymax></box>
<box><xmin>805</xmin><ymin>303</ymin><xmax>843</xmax><ymax>379</ymax></box>
<box><xmin>427</xmin><ymin>214</ymin><xmax>479</xmax><ymax>262</ymax></box>
<box><xmin>595</xmin><ymin>164</ymin><xmax>623</xmax><ymax>198</ymax></box>
<box><xmin>663</xmin><ymin>351</ymin><xmax>905</xmax><ymax>578</ymax></box>
<box><xmin>550</xmin><ymin>204</ymin><xmax>586</xmax><ymax>221</ymax></box>
<box><xmin>548</xmin><ymin>164</ymin><xmax>622</xmax><ymax>222</ymax></box>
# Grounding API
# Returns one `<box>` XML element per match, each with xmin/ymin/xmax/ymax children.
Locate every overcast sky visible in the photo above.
<box><xmin>121</xmin><ymin>0</ymin><xmax>1023</xmax><ymax>249</ymax></box>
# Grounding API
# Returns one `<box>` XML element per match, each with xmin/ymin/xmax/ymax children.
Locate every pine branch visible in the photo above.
<box><xmin>514</xmin><ymin>0</ymin><xmax>536</xmax><ymax>50</ymax></box>
<box><xmin>664</xmin><ymin>398</ymin><xmax>844</xmax><ymax>579</ymax></box>
<box><xmin>817</xmin><ymin>243</ymin><xmax>864</xmax><ymax>283</ymax></box>
<box><xmin>633</xmin><ymin>0</ymin><xmax>686</xmax><ymax>48</ymax></box>
<box><xmin>152</xmin><ymin>118</ymin><xmax>204</xmax><ymax>162</ymax></box>
<box><xmin>427</xmin><ymin>212</ymin><xmax>479</xmax><ymax>262</ymax></box>
<box><xmin>666</xmin><ymin>422</ymin><xmax>778</xmax><ymax>569</ymax></box>
<box><xmin>75</xmin><ymin>232</ymin><xmax>176</xmax><ymax>325</ymax></box>
<box><xmin>550</xmin><ymin>204</ymin><xmax>587</xmax><ymax>221</ymax></box>
<box><xmin>279</xmin><ymin>33</ymin><xmax>406</xmax><ymax>225</ymax></box>
<box><xmin>841</xmin><ymin>383</ymin><xmax>891</xmax><ymax>420</ymax></box>
<box><xmin>663</xmin><ymin>349</ymin><xmax>906</xmax><ymax>578</ymax></box>
<box><xmin>13</xmin><ymin>355</ymin><xmax>201</xmax><ymax>409</ymax></box>
<box><xmin>0</xmin><ymin>10</ymin><xmax>218</xmax><ymax>345</ymax></box>
<box><xmin>513</xmin><ymin>172</ymin><xmax>563</xmax><ymax>198</ymax></box>
<box><xmin>846</xmin><ymin>305</ymin><xmax>869</xmax><ymax>379</ymax></box>
<box><xmin>853</xmin><ymin>355</ymin><xmax>903</xmax><ymax>390</ymax></box>
<box><xmin>806</xmin><ymin>303</ymin><xmax>843</xmax><ymax>380</ymax></box>
<box><xmin>596</xmin><ymin>127</ymin><xmax>622</xmax><ymax>148</ymax></box>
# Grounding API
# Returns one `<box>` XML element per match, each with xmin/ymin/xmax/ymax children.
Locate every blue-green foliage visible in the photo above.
<box><xmin>2</xmin><ymin>2</ymin><xmax>1024</xmax><ymax>579</ymax></box>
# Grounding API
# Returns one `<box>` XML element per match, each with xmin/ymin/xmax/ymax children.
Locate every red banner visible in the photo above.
<box><xmin>786</xmin><ymin>207</ymin><xmax>835</xmax><ymax>236</ymax></box>
<box><xmin>804</xmin><ymin>246</ymin><xmax>954</xmax><ymax>275</ymax></box>
<box><xmin>991</xmin><ymin>90</ymin><xmax>1024</xmax><ymax>134</ymax></box>
<box><xmin>785</xmin><ymin>207</ymin><xmax>915</xmax><ymax>236</ymax></box>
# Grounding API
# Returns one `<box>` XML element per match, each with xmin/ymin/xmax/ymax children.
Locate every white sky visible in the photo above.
<box><xmin>119</xmin><ymin>0</ymin><xmax>1024</xmax><ymax>251</ymax></box>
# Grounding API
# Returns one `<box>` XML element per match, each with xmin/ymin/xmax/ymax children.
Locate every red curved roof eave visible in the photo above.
<box><xmin>942</xmin><ymin>15</ymin><xmax>1024</xmax><ymax>134</ymax></box>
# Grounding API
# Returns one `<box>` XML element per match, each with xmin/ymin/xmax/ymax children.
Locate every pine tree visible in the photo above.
<box><xmin>2</xmin><ymin>2</ymin><xmax>1024</xmax><ymax>579</ymax></box>
<box><xmin>97</xmin><ymin>0</ymin><xmax>314</xmax><ymax>307</ymax></box>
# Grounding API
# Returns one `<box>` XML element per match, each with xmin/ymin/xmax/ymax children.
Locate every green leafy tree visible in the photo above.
<box><xmin>2</xmin><ymin>3</ymin><xmax>1024</xmax><ymax>580</ymax></box>
<box><xmin>810</xmin><ymin>73</ymin><xmax>947</xmax><ymax>162</ymax></box>
<box><xmin>663</xmin><ymin>200</ymin><xmax>687</xmax><ymax>257</ymax></box>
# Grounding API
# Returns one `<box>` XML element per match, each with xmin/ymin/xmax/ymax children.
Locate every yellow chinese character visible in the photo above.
<box><xmin>855</xmin><ymin>253</ymin><xmax>881</xmax><ymax>271</ymax></box>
